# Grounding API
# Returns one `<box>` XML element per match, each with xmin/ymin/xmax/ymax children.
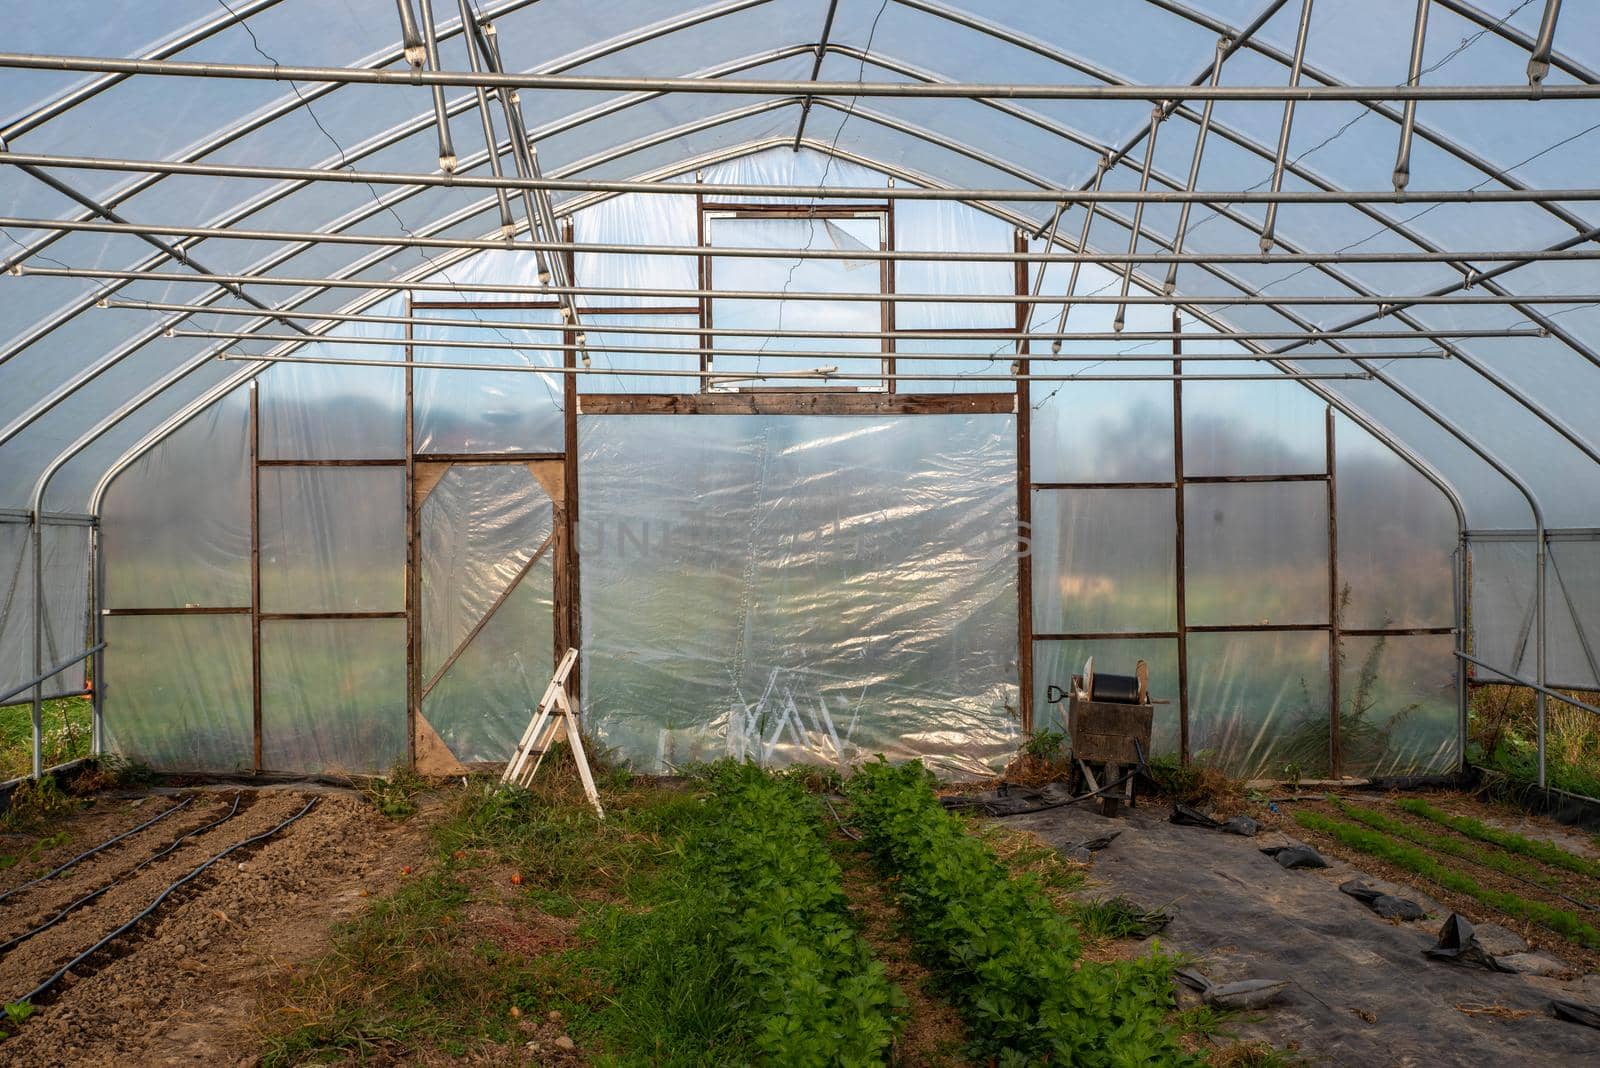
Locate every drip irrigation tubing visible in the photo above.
<box><xmin>0</xmin><ymin>794</ymin><xmax>245</xmax><ymax>957</ymax></box>
<box><xmin>0</xmin><ymin>798</ymin><xmax>194</xmax><ymax>906</ymax></box>
<box><xmin>15</xmin><ymin>796</ymin><xmax>318</xmax><ymax>1005</ymax></box>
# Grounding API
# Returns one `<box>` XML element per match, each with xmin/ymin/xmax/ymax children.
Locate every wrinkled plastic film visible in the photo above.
<box><xmin>423</xmin><ymin>560</ymin><xmax>555</xmax><ymax>765</ymax></box>
<box><xmin>419</xmin><ymin>463</ymin><xmax>554</xmax><ymax>681</ymax></box>
<box><xmin>579</xmin><ymin>413</ymin><xmax>1020</xmax><ymax>777</ymax></box>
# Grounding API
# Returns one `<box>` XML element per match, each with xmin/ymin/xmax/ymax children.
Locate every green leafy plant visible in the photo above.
<box><xmin>1022</xmin><ymin>729</ymin><xmax>1067</xmax><ymax>763</ymax></box>
<box><xmin>361</xmin><ymin>763</ymin><xmax>429</xmax><ymax>820</ymax></box>
<box><xmin>684</xmin><ymin>762</ymin><xmax>903</xmax><ymax>1065</ymax></box>
<box><xmin>3</xmin><ymin>1002</ymin><xmax>34</xmax><ymax>1026</ymax></box>
<box><xmin>846</xmin><ymin>758</ymin><xmax>1200</xmax><ymax>1067</ymax></box>
<box><xmin>1294</xmin><ymin>809</ymin><xmax>1600</xmax><ymax>950</ymax></box>
<box><xmin>1395</xmin><ymin>797</ymin><xmax>1600</xmax><ymax>880</ymax></box>
<box><xmin>1328</xmin><ymin>797</ymin><xmax>1590</xmax><ymax>902</ymax></box>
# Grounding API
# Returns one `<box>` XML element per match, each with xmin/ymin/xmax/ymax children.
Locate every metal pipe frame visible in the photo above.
<box><xmin>9</xmin><ymin>49</ymin><xmax>1600</xmax><ymax>100</ymax></box>
<box><xmin>212</xmin><ymin>351</ymin><xmax>1374</xmax><ymax>383</ymax></box>
<box><xmin>19</xmin><ymin>214</ymin><xmax>1600</xmax><ymax>268</ymax></box>
<box><xmin>418</xmin><ymin>0</ymin><xmax>459</xmax><ymax>172</ymax></box>
<box><xmin>1114</xmin><ymin>108</ymin><xmax>1163</xmax><ymax>332</ymax></box>
<box><xmin>792</xmin><ymin>0</ymin><xmax>841</xmax><ymax>148</ymax></box>
<box><xmin>9</xmin><ymin>2</ymin><xmax>1574</xmax><ymax>777</ymax></box>
<box><xmin>178</xmin><ymin>328</ymin><xmax>1448</xmax><ymax>362</ymax></box>
<box><xmin>21</xmin><ymin>265</ymin><xmax>1600</xmax><ymax>305</ymax></box>
<box><xmin>1526</xmin><ymin>0</ymin><xmax>1564</xmax><ymax>86</ymax></box>
<box><xmin>15</xmin><ymin>148</ymin><xmax>1600</xmax><ymax>204</ymax></box>
<box><xmin>96</xmin><ymin>304</ymin><xmax>1550</xmax><ymax>342</ymax></box>
<box><xmin>1165</xmin><ymin>36</ymin><xmax>1227</xmax><ymax>293</ymax></box>
<box><xmin>3</xmin><ymin>15</ymin><xmax>1593</xmax><ymax>464</ymax></box>
<box><xmin>1393</xmin><ymin>0</ymin><xmax>1430</xmax><ymax>192</ymax></box>
<box><xmin>0</xmin><ymin>644</ymin><xmax>107</xmax><ymax>710</ymax></box>
<box><xmin>1260</xmin><ymin>0</ymin><xmax>1314</xmax><ymax>252</ymax></box>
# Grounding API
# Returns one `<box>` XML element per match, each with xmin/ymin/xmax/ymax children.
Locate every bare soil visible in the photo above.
<box><xmin>830</xmin><ymin>832</ymin><xmax>969</xmax><ymax>1067</ymax></box>
<box><xmin>0</xmin><ymin>785</ymin><xmax>436</xmax><ymax>1067</ymax></box>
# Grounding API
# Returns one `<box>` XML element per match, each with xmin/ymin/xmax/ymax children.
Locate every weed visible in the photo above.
<box><xmin>0</xmin><ymin>774</ymin><xmax>79</xmax><ymax>833</ymax></box>
<box><xmin>69</xmin><ymin>753</ymin><xmax>156</xmax><ymax>794</ymax></box>
<box><xmin>1394</xmin><ymin>797</ymin><xmax>1600</xmax><ymax>881</ymax></box>
<box><xmin>361</xmin><ymin>763</ymin><xmax>429</xmax><ymax>820</ymax></box>
<box><xmin>1072</xmin><ymin>895</ymin><xmax>1172</xmax><ymax>940</ymax></box>
<box><xmin>1294</xmin><ymin>809</ymin><xmax>1600</xmax><ymax>950</ymax></box>
<box><xmin>1469</xmin><ymin>684</ymin><xmax>1600</xmax><ymax>799</ymax></box>
<box><xmin>0</xmin><ymin>697</ymin><xmax>92</xmax><ymax>782</ymax></box>
<box><xmin>1147</xmin><ymin>753</ymin><xmax>1244</xmax><ymax>812</ymax></box>
<box><xmin>0</xmin><ymin>830</ymin><xmax>70</xmax><ymax>872</ymax></box>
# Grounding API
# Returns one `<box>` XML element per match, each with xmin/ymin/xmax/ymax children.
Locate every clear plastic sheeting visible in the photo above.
<box><xmin>102</xmin><ymin>386</ymin><xmax>249</xmax><ymax>610</ymax></box>
<box><xmin>418</xmin><ymin>463</ymin><xmax>553</xmax><ymax>683</ymax></box>
<box><xmin>579</xmin><ymin>413</ymin><xmax>1019</xmax><ymax>777</ymax></box>
<box><xmin>1467</xmin><ymin>535</ymin><xmax>1600</xmax><ymax>691</ymax></box>
<box><xmin>258</xmin><ymin>297</ymin><xmax>407</xmax><ymax>461</ymax></box>
<box><xmin>1031</xmin><ymin>488</ymin><xmax>1176</xmax><ymax>635</ymax></box>
<box><xmin>1030</xmin><ymin>373</ymin><xmax>1175</xmax><ymax>483</ymax></box>
<box><xmin>1467</xmin><ymin>538</ymin><xmax>1536</xmax><ymax>684</ymax></box>
<box><xmin>1335</xmin><ymin>414</ymin><xmax>1457</xmax><ymax>631</ymax></box>
<box><xmin>1338</xmin><ymin>632</ymin><xmax>1459</xmax><ymax>779</ymax></box>
<box><xmin>103</xmin><ymin>613</ymin><xmax>252</xmax><ymax>773</ymax></box>
<box><xmin>1185</xmin><ymin>482</ymin><xmax>1330</xmax><ymax>628</ymax></box>
<box><xmin>411</xmin><ymin>306</ymin><xmax>565</xmax><ymax>454</ymax></box>
<box><xmin>258</xmin><ymin>467</ymin><xmax>404</xmax><ymax>613</ymax></box>
<box><xmin>1187</xmin><ymin>629</ymin><xmax>1331</xmax><ymax>780</ymax></box>
<box><xmin>260</xmin><ymin>617</ymin><xmax>406</xmax><ymax>775</ymax></box>
<box><xmin>0</xmin><ymin>518</ymin><xmax>91</xmax><ymax>699</ymax></box>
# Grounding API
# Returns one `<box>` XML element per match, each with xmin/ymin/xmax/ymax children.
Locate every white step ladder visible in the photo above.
<box><xmin>500</xmin><ymin>648</ymin><xmax>604</xmax><ymax>819</ymax></box>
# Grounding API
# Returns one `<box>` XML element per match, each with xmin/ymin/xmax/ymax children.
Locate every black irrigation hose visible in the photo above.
<box><xmin>0</xmin><ymin>794</ymin><xmax>245</xmax><ymax>957</ymax></box>
<box><xmin>0</xmin><ymin>798</ymin><xmax>194</xmax><ymax>906</ymax></box>
<box><xmin>939</xmin><ymin>770</ymin><xmax>1142</xmax><ymax>818</ymax></box>
<box><xmin>17</xmin><ymin>796</ymin><xmax>318</xmax><ymax>1005</ymax></box>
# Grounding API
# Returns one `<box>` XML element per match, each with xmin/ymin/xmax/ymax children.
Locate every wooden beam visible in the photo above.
<box><xmin>576</xmin><ymin>392</ymin><xmax>1017</xmax><ymax>416</ymax></box>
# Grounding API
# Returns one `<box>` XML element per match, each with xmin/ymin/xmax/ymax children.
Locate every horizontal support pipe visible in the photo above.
<box><xmin>2</xmin><ymin>52</ymin><xmax>1597</xmax><ymax>100</ymax></box>
<box><xmin>1457</xmin><ymin>650</ymin><xmax>1599</xmax><ymax>718</ymax></box>
<box><xmin>5</xmin><ymin>150</ymin><xmax>1600</xmax><ymax>204</ymax></box>
<box><xmin>0</xmin><ymin>644</ymin><xmax>104</xmax><ymax>707</ymax></box>
<box><xmin>215</xmin><ymin>351</ymin><xmax>1373</xmax><ymax>382</ymax></box>
<box><xmin>28</xmin><ymin>266</ymin><xmax>1599</xmax><ymax>305</ymax></box>
<box><xmin>12</xmin><ymin>214</ymin><xmax>1600</xmax><ymax>266</ymax></box>
<box><xmin>102</xmin><ymin>301</ymin><xmax>1544</xmax><ymax>342</ymax></box>
<box><xmin>179</xmin><ymin>328</ymin><xmax>1444</xmax><ymax>362</ymax></box>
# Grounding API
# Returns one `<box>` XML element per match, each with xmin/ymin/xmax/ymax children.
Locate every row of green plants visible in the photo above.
<box><xmin>1326</xmin><ymin>798</ymin><xmax>1585</xmax><ymax>903</ymax></box>
<box><xmin>687</xmin><ymin>763</ymin><xmax>903</xmax><ymax>1066</ymax></box>
<box><xmin>1395</xmin><ymin>796</ymin><xmax>1600</xmax><ymax>880</ymax></box>
<box><xmin>1294</xmin><ymin>809</ymin><xmax>1600</xmax><ymax>950</ymax></box>
<box><xmin>846</xmin><ymin>758</ymin><xmax>1200</xmax><ymax>1067</ymax></box>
